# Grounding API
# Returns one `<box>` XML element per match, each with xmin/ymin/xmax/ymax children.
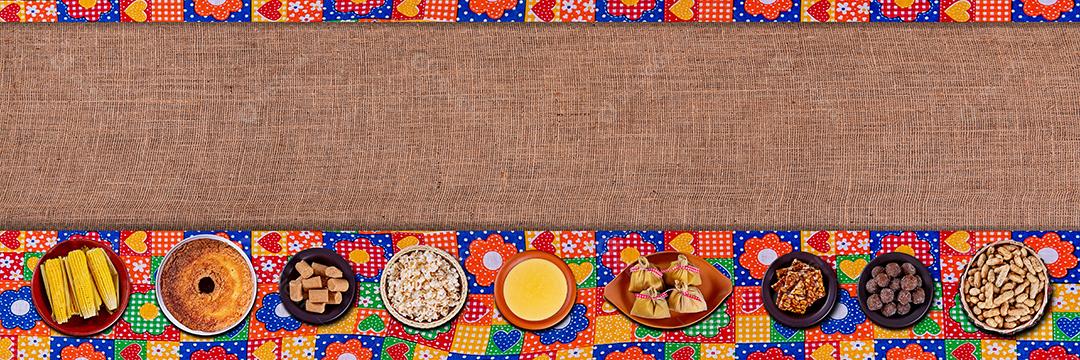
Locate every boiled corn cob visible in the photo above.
<box><xmin>86</xmin><ymin>248</ymin><xmax>119</xmax><ymax>311</ymax></box>
<box><xmin>41</xmin><ymin>258</ymin><xmax>73</xmax><ymax>324</ymax></box>
<box><xmin>63</xmin><ymin>249</ymin><xmax>100</xmax><ymax>319</ymax></box>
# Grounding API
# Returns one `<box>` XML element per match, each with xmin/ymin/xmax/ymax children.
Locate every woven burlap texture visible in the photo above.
<box><xmin>1</xmin><ymin>24</ymin><xmax>1079</xmax><ymax>229</ymax></box>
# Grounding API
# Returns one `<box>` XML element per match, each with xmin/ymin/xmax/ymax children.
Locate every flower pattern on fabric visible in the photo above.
<box><xmin>1025</xmin><ymin>232</ymin><xmax>1078</xmax><ymax>278</ymax></box>
<box><xmin>743</xmin><ymin>0</ymin><xmax>793</xmax><ymax>19</ymax></box>
<box><xmin>469</xmin><ymin>0</ymin><xmax>519</xmax><ymax>18</ymax></box>
<box><xmin>58</xmin><ymin>0</ymin><xmax>112</xmax><ymax>21</ymax></box>
<box><xmin>604</xmin><ymin>0</ymin><xmax>657</xmax><ymax>20</ymax></box>
<box><xmin>600</xmin><ymin>232</ymin><xmax>658</xmax><ymax>277</ymax></box>
<box><xmin>605</xmin><ymin>346</ymin><xmax>655</xmax><ymax>360</ymax></box>
<box><xmin>885</xmin><ymin>344</ymin><xmax>936</xmax><ymax>360</ymax></box>
<box><xmin>0</xmin><ymin>286</ymin><xmax>38</xmax><ymax>330</ymax></box>
<box><xmin>191</xmin><ymin>346</ymin><xmax>239</xmax><ymax>360</ymax></box>
<box><xmin>737</xmin><ymin>233</ymin><xmax>793</xmax><ymax>279</ymax></box>
<box><xmin>256</xmin><ymin>293</ymin><xmax>302</xmax><ymax>332</ymax></box>
<box><xmin>877</xmin><ymin>0</ymin><xmax>931</xmax><ymax>21</ymax></box>
<box><xmin>820</xmin><ymin>290</ymin><xmax>864</xmax><ymax>335</ymax></box>
<box><xmin>681</xmin><ymin>303</ymin><xmax>729</xmax><ymax>337</ymax></box>
<box><xmin>1021</xmin><ymin>0</ymin><xmax>1075</xmax><ymax>20</ymax></box>
<box><xmin>334</xmin><ymin>237</ymin><xmax>387</xmax><ymax>279</ymax></box>
<box><xmin>193</xmin><ymin>0</ymin><xmax>244</xmax><ymax>20</ymax></box>
<box><xmin>464</xmin><ymin>234</ymin><xmax>518</xmax><ymax>286</ymax></box>
<box><xmin>747</xmin><ymin>348</ymin><xmax>794</xmax><ymax>360</ymax></box>
<box><xmin>60</xmin><ymin>343</ymin><xmax>107</xmax><ymax>360</ymax></box>
<box><xmin>321</xmin><ymin>339</ymin><xmax>373</xmax><ymax>360</ymax></box>
<box><xmin>534</xmin><ymin>303</ymin><xmax>589</xmax><ymax>345</ymax></box>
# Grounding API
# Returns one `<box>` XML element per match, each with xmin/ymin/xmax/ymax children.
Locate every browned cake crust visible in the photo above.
<box><xmin>159</xmin><ymin>239</ymin><xmax>254</xmax><ymax>333</ymax></box>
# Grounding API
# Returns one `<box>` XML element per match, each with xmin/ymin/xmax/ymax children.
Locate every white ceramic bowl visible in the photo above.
<box><xmin>155</xmin><ymin>234</ymin><xmax>257</xmax><ymax>336</ymax></box>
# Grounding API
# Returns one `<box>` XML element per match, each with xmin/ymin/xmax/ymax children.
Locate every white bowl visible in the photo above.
<box><xmin>155</xmin><ymin>234</ymin><xmax>257</xmax><ymax>336</ymax></box>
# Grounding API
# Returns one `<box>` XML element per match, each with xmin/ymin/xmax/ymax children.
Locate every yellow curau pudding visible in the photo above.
<box><xmin>502</xmin><ymin>259</ymin><xmax>569</xmax><ymax>321</ymax></box>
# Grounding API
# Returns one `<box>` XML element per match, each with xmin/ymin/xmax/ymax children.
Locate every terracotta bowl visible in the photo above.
<box><xmin>856</xmin><ymin>252</ymin><xmax>934</xmax><ymax>328</ymax></box>
<box><xmin>31</xmin><ymin>237</ymin><xmax>132</xmax><ymax>336</ymax></box>
<box><xmin>603</xmin><ymin>251</ymin><xmax>733</xmax><ymax>330</ymax></box>
<box><xmin>278</xmin><ymin>248</ymin><xmax>358</xmax><ymax>325</ymax></box>
<box><xmin>494</xmin><ymin>250</ymin><xmax>577</xmax><ymax>330</ymax></box>
<box><xmin>959</xmin><ymin>240</ymin><xmax>1051</xmax><ymax>336</ymax></box>
<box><xmin>379</xmin><ymin>245</ymin><xmax>468</xmax><ymax>329</ymax></box>
<box><xmin>761</xmin><ymin>251</ymin><xmax>839</xmax><ymax>329</ymax></box>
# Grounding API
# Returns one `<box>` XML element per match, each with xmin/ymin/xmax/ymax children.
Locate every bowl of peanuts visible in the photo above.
<box><xmin>959</xmin><ymin>240</ymin><xmax>1051</xmax><ymax>336</ymax></box>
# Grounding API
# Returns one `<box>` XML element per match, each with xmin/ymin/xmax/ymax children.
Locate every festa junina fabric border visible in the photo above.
<box><xmin>0</xmin><ymin>0</ymin><xmax>1077</xmax><ymax>23</ymax></box>
<box><xmin>0</xmin><ymin>230</ymin><xmax>1077</xmax><ymax>360</ymax></box>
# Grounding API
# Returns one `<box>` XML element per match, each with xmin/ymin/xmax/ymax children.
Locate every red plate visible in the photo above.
<box><xmin>30</xmin><ymin>237</ymin><xmax>132</xmax><ymax>336</ymax></box>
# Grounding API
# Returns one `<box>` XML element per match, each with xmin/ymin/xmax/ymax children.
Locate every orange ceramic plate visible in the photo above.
<box><xmin>494</xmin><ymin>251</ymin><xmax>578</xmax><ymax>330</ymax></box>
<box><xmin>602</xmin><ymin>251</ymin><xmax>732</xmax><ymax>329</ymax></box>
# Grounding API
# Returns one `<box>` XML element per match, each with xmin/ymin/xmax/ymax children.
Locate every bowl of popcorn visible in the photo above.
<box><xmin>380</xmin><ymin>245</ymin><xmax>468</xmax><ymax>329</ymax></box>
<box><xmin>959</xmin><ymin>240</ymin><xmax>1051</xmax><ymax>336</ymax></box>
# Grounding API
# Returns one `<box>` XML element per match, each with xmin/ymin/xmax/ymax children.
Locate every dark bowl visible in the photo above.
<box><xmin>761</xmin><ymin>251</ymin><xmax>839</xmax><ymax>328</ymax></box>
<box><xmin>31</xmin><ymin>237</ymin><xmax>132</xmax><ymax>336</ymax></box>
<box><xmin>856</xmin><ymin>252</ymin><xmax>934</xmax><ymax>328</ymax></box>
<box><xmin>278</xmin><ymin>248</ymin><xmax>357</xmax><ymax>325</ymax></box>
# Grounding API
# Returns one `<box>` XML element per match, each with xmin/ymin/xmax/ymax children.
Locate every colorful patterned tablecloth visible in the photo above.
<box><xmin>0</xmin><ymin>0</ymin><xmax>1077</xmax><ymax>23</ymax></box>
<box><xmin>0</xmin><ymin>230</ymin><xmax>1078</xmax><ymax>360</ymax></box>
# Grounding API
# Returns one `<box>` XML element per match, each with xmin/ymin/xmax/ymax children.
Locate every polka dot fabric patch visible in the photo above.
<box><xmin>0</xmin><ymin>229</ymin><xmax>1077</xmax><ymax>358</ymax></box>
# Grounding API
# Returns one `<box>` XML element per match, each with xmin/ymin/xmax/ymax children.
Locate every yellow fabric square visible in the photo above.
<box><xmin>450</xmin><ymin>325</ymin><xmax>490</xmax><ymax>355</ymax></box>
<box><xmin>874</xmin><ymin>324</ymin><xmax>909</xmax><ymax>339</ymax></box>
<box><xmin>981</xmin><ymin>339</ymin><xmax>1017</xmax><ymax>360</ymax></box>
<box><xmin>1053</xmin><ymin>284</ymin><xmax>1080</xmax><ymax>312</ymax></box>
<box><xmin>317</xmin><ymin>306</ymin><xmax>358</xmax><ymax>334</ymax></box>
<box><xmin>702</xmin><ymin>343</ymin><xmax>734</xmax><ymax>359</ymax></box>
<box><xmin>557</xmin><ymin>347</ymin><xmax>592</xmax><ymax>359</ymax></box>
<box><xmin>1017</xmin><ymin>312</ymin><xmax>1055</xmax><ymax>341</ymax></box>
<box><xmin>412</xmin><ymin>344</ymin><xmax>449</xmax><ymax>360</ymax></box>
<box><xmin>146</xmin><ymin>341</ymin><xmax>179</xmax><ymax>360</ymax></box>
<box><xmin>594</xmin><ymin>315</ymin><xmax>633</xmax><ymax>344</ymax></box>
<box><xmin>800</xmin><ymin>231</ymin><xmax>834</xmax><ymax>256</ymax></box>
<box><xmin>840</xmin><ymin>341</ymin><xmax>874</xmax><ymax>360</ymax></box>
<box><xmin>281</xmin><ymin>336</ymin><xmax>316</xmax><ymax>360</ymax></box>
<box><xmin>736</xmin><ymin>315</ymin><xmax>771</xmax><ymax>343</ymax></box>
<box><xmin>17</xmin><ymin>336</ymin><xmax>48</xmax><ymax>359</ymax></box>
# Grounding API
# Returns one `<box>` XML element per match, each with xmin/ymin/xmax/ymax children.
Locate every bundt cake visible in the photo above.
<box><xmin>158</xmin><ymin>238</ymin><xmax>255</xmax><ymax>334</ymax></box>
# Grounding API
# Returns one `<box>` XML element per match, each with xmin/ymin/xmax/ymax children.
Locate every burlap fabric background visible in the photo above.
<box><xmin>1</xmin><ymin>24</ymin><xmax>1079</xmax><ymax>230</ymax></box>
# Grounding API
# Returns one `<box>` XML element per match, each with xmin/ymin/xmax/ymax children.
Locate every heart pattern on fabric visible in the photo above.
<box><xmin>492</xmin><ymin>329</ymin><xmax>521</xmax><ymax>351</ymax></box>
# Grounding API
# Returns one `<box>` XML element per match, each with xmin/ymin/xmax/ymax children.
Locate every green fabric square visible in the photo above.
<box><xmin>945</xmin><ymin>340</ymin><xmax>980</xmax><ymax>360</ymax></box>
<box><xmin>356</xmin><ymin>282</ymin><xmax>384</xmax><ymax>310</ymax></box>
<box><xmin>403</xmin><ymin>321</ymin><xmax>451</xmax><ymax>341</ymax></box>
<box><xmin>706</xmin><ymin>258</ymin><xmax>734</xmax><ymax>280</ymax></box>
<box><xmin>664</xmin><ymin>343</ymin><xmax>699</xmax><ymax>360</ymax></box>
<box><xmin>836</xmin><ymin>254</ymin><xmax>870</xmax><ymax>284</ymax></box>
<box><xmin>122</xmin><ymin>291</ymin><xmax>169</xmax><ymax>335</ymax></box>
<box><xmin>1053</xmin><ymin>312</ymin><xmax>1080</xmax><ymax>341</ymax></box>
<box><xmin>150</xmin><ymin>256</ymin><xmax>164</xmax><ymax>281</ymax></box>
<box><xmin>565</xmin><ymin>257</ymin><xmax>596</xmax><ymax>288</ymax></box>
<box><xmin>214</xmin><ymin>320</ymin><xmax>248</xmax><ymax>341</ymax></box>
<box><xmin>948</xmin><ymin>292</ymin><xmax>980</xmax><ymax>334</ymax></box>
<box><xmin>23</xmin><ymin>252</ymin><xmax>42</xmax><ymax>281</ymax></box>
<box><xmin>681</xmin><ymin>303</ymin><xmax>729</xmax><ymax>338</ymax></box>
<box><xmin>381</xmin><ymin>337</ymin><xmax>415</xmax><ymax>359</ymax></box>
<box><xmin>932</xmin><ymin>283</ymin><xmax>944</xmax><ymax>311</ymax></box>
<box><xmin>114</xmin><ymin>340</ymin><xmax>146</xmax><ymax>359</ymax></box>
<box><xmin>485</xmin><ymin>324</ymin><xmax>522</xmax><ymax>355</ymax></box>
<box><xmin>769</xmin><ymin>319</ymin><xmax>804</xmax><ymax>342</ymax></box>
